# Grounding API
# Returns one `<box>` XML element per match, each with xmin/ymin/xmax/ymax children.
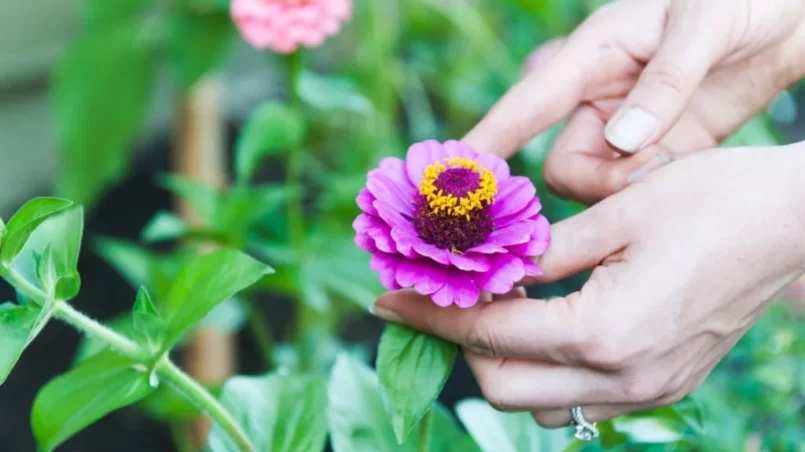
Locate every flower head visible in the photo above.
<box><xmin>354</xmin><ymin>140</ymin><xmax>551</xmax><ymax>308</ymax></box>
<box><xmin>230</xmin><ymin>0</ymin><xmax>352</xmax><ymax>53</ymax></box>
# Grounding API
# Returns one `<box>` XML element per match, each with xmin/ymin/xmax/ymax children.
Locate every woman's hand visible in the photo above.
<box><xmin>372</xmin><ymin>143</ymin><xmax>805</xmax><ymax>426</ymax></box>
<box><xmin>463</xmin><ymin>0</ymin><xmax>805</xmax><ymax>204</ymax></box>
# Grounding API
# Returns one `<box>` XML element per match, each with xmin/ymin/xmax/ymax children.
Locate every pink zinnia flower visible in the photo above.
<box><xmin>230</xmin><ymin>0</ymin><xmax>352</xmax><ymax>53</ymax></box>
<box><xmin>354</xmin><ymin>140</ymin><xmax>551</xmax><ymax>308</ymax></box>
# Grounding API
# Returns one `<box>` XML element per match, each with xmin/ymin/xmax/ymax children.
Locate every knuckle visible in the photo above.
<box><xmin>642</xmin><ymin>61</ymin><xmax>687</xmax><ymax>95</ymax></box>
<box><xmin>577</xmin><ymin>331</ymin><xmax>635</xmax><ymax>370</ymax></box>
<box><xmin>621</xmin><ymin>378</ymin><xmax>665</xmax><ymax>404</ymax></box>
<box><xmin>465</xmin><ymin>317</ymin><xmax>496</xmax><ymax>355</ymax></box>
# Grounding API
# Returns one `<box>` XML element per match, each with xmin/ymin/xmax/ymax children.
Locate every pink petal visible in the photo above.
<box><xmin>432</xmin><ymin>269</ymin><xmax>480</xmax><ymax>308</ymax></box>
<box><xmin>379</xmin><ymin>157</ymin><xmax>415</xmax><ymax>191</ymax></box>
<box><xmin>488</xmin><ymin>222</ymin><xmax>534</xmax><ymax>247</ymax></box>
<box><xmin>442</xmin><ymin>140</ymin><xmax>475</xmax><ymax>159</ymax></box>
<box><xmin>467</xmin><ymin>243</ymin><xmax>508</xmax><ymax>254</ymax></box>
<box><xmin>521</xmin><ymin>257</ymin><xmax>543</xmax><ymax>277</ymax></box>
<box><xmin>366</xmin><ymin>226</ymin><xmax>395</xmax><ymax>253</ymax></box>
<box><xmin>356</xmin><ymin>188</ymin><xmax>378</xmax><ymax>215</ymax></box>
<box><xmin>396</xmin><ymin>260</ymin><xmax>446</xmax><ymax>295</ymax></box>
<box><xmin>495</xmin><ymin>198</ymin><xmax>542</xmax><ymax>228</ymax></box>
<box><xmin>355</xmin><ymin>232</ymin><xmax>377</xmax><ymax>252</ymax></box>
<box><xmin>370</xmin><ymin>253</ymin><xmax>402</xmax><ymax>290</ymax></box>
<box><xmin>390</xmin><ymin>227</ymin><xmax>420</xmax><ymax>259</ymax></box>
<box><xmin>448</xmin><ymin>252</ymin><xmax>491</xmax><ymax>272</ymax></box>
<box><xmin>374</xmin><ymin>201</ymin><xmax>411</xmax><ymax>230</ymax></box>
<box><xmin>367</xmin><ymin>171</ymin><xmax>415</xmax><ymax>216</ymax></box>
<box><xmin>476</xmin><ymin>254</ymin><xmax>525</xmax><ymax>294</ymax></box>
<box><xmin>412</xmin><ymin>242</ymin><xmax>450</xmax><ymax>265</ymax></box>
<box><xmin>475</xmin><ymin>153</ymin><xmax>511</xmax><ymax>180</ymax></box>
<box><xmin>405</xmin><ymin>140</ymin><xmax>444</xmax><ymax>184</ymax></box>
<box><xmin>492</xmin><ymin>177</ymin><xmax>536</xmax><ymax>218</ymax></box>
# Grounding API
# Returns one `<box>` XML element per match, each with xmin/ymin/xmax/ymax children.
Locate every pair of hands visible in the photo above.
<box><xmin>373</xmin><ymin>0</ymin><xmax>805</xmax><ymax>427</ymax></box>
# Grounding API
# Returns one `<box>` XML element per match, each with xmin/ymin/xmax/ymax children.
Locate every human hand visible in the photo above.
<box><xmin>371</xmin><ymin>143</ymin><xmax>805</xmax><ymax>426</ymax></box>
<box><xmin>464</xmin><ymin>0</ymin><xmax>805</xmax><ymax>204</ymax></box>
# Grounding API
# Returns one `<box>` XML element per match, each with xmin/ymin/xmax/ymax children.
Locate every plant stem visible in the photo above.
<box><xmin>55</xmin><ymin>302</ymin><xmax>148</xmax><ymax>361</ymax></box>
<box><xmin>285</xmin><ymin>50</ymin><xmax>305</xmax><ymax>251</ymax></box>
<box><xmin>158</xmin><ymin>359</ymin><xmax>255</xmax><ymax>452</ymax></box>
<box><xmin>2</xmin><ymin>268</ymin><xmax>44</xmax><ymax>303</ymax></box>
<box><xmin>418</xmin><ymin>408</ymin><xmax>433</xmax><ymax>452</ymax></box>
<box><xmin>1</xmin><ymin>268</ymin><xmax>253</xmax><ymax>451</ymax></box>
<box><xmin>247</xmin><ymin>307</ymin><xmax>275</xmax><ymax>371</ymax></box>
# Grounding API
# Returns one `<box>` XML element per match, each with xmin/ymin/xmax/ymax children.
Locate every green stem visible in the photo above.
<box><xmin>247</xmin><ymin>307</ymin><xmax>275</xmax><ymax>372</ymax></box>
<box><xmin>1</xmin><ymin>268</ymin><xmax>254</xmax><ymax>451</ymax></box>
<box><xmin>285</xmin><ymin>51</ymin><xmax>305</xmax><ymax>251</ymax></box>
<box><xmin>418</xmin><ymin>408</ymin><xmax>433</xmax><ymax>452</ymax></box>
<box><xmin>2</xmin><ymin>268</ymin><xmax>45</xmax><ymax>303</ymax></box>
<box><xmin>55</xmin><ymin>302</ymin><xmax>148</xmax><ymax>361</ymax></box>
<box><xmin>157</xmin><ymin>360</ymin><xmax>255</xmax><ymax>452</ymax></box>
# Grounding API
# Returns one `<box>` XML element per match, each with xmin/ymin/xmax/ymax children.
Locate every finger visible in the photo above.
<box><xmin>374</xmin><ymin>290</ymin><xmax>592</xmax><ymax>364</ymax></box>
<box><xmin>462</xmin><ymin>39</ymin><xmax>595</xmax><ymax>159</ymax></box>
<box><xmin>522</xmin><ymin>38</ymin><xmax>567</xmax><ymax>76</ymax></box>
<box><xmin>526</xmin><ymin>193</ymin><xmax>634</xmax><ymax>284</ymax></box>
<box><xmin>604</xmin><ymin>1</ymin><xmax>727</xmax><ymax>153</ymax></box>
<box><xmin>465</xmin><ymin>351</ymin><xmax>621</xmax><ymax>411</ymax></box>
<box><xmin>543</xmin><ymin>104</ymin><xmax>663</xmax><ymax>203</ymax></box>
<box><xmin>531</xmin><ymin>402</ymin><xmax>660</xmax><ymax>429</ymax></box>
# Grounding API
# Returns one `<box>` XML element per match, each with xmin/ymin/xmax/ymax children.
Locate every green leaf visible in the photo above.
<box><xmin>429</xmin><ymin>404</ymin><xmax>482</xmax><ymax>452</ymax></box>
<box><xmin>136</xmin><ymin>384</ymin><xmax>209</xmax><ymax>420</ymax></box>
<box><xmin>197</xmin><ymin>297</ymin><xmax>249</xmax><ymax>333</ymax></box>
<box><xmin>168</xmin><ymin>9</ymin><xmax>233</xmax><ymax>88</ymax></box>
<box><xmin>54</xmin><ymin>23</ymin><xmax>154</xmax><ymax>205</ymax></box>
<box><xmin>0</xmin><ymin>302</ymin><xmax>46</xmax><ymax>385</ymax></box>
<box><xmin>328</xmin><ymin>353</ymin><xmax>419</xmax><ymax>452</ymax></box>
<box><xmin>94</xmin><ymin>237</ymin><xmax>182</xmax><ymax>301</ymax></box>
<box><xmin>80</xmin><ymin>0</ymin><xmax>154</xmax><ymax>29</ymax></box>
<box><xmin>235</xmin><ymin>102</ymin><xmax>306</xmax><ymax>183</ymax></box>
<box><xmin>0</xmin><ymin>217</ymin><xmax>6</xmax><ymax>248</ymax></box>
<box><xmin>158</xmin><ymin>174</ymin><xmax>220</xmax><ymax>225</ymax></box>
<box><xmin>132</xmin><ymin>287</ymin><xmax>166</xmax><ymax>355</ymax></box>
<box><xmin>455</xmin><ymin>398</ymin><xmax>571</xmax><ymax>452</ymax></box>
<box><xmin>31</xmin><ymin>351</ymin><xmax>156</xmax><ymax>451</ymax></box>
<box><xmin>377</xmin><ymin>323</ymin><xmax>458</xmax><ymax>443</ymax></box>
<box><xmin>299</xmin><ymin>71</ymin><xmax>373</xmax><ymax>114</ymax></box>
<box><xmin>27</xmin><ymin>208</ymin><xmax>84</xmax><ymax>300</ymax></box>
<box><xmin>208</xmin><ymin>373</ymin><xmax>327</xmax><ymax>452</ymax></box>
<box><xmin>161</xmin><ymin>249</ymin><xmax>272</xmax><ymax>350</ymax></box>
<box><xmin>0</xmin><ymin>198</ymin><xmax>73</xmax><ymax>267</ymax></box>
<box><xmin>141</xmin><ymin>211</ymin><xmax>188</xmax><ymax>243</ymax></box>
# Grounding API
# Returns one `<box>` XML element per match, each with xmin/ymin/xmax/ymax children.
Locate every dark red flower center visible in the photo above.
<box><xmin>413</xmin><ymin>166</ymin><xmax>494</xmax><ymax>252</ymax></box>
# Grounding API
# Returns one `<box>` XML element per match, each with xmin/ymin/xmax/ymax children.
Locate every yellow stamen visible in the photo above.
<box><xmin>418</xmin><ymin>157</ymin><xmax>498</xmax><ymax>218</ymax></box>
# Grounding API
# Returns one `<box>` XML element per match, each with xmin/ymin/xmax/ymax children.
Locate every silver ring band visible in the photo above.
<box><xmin>570</xmin><ymin>406</ymin><xmax>599</xmax><ymax>441</ymax></box>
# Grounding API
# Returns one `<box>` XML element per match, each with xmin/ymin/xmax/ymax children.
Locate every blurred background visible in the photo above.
<box><xmin>2</xmin><ymin>0</ymin><xmax>805</xmax><ymax>451</ymax></box>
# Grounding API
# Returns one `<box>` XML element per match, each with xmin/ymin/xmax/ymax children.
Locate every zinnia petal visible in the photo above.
<box><xmin>492</xmin><ymin>176</ymin><xmax>537</xmax><ymax>218</ymax></box>
<box><xmin>432</xmin><ymin>269</ymin><xmax>480</xmax><ymax>308</ymax></box>
<box><xmin>395</xmin><ymin>260</ymin><xmax>446</xmax><ymax>295</ymax></box>
<box><xmin>370</xmin><ymin>253</ymin><xmax>402</xmax><ymax>290</ymax></box>
<box><xmin>405</xmin><ymin>139</ymin><xmax>444</xmax><ymax>184</ymax></box>
<box><xmin>367</xmin><ymin>171</ymin><xmax>415</xmax><ymax>216</ymax></box>
<box><xmin>448</xmin><ymin>252</ymin><xmax>491</xmax><ymax>272</ymax></box>
<box><xmin>476</xmin><ymin>254</ymin><xmax>525</xmax><ymax>294</ymax></box>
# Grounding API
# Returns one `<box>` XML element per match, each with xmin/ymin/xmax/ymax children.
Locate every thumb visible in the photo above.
<box><xmin>527</xmin><ymin>194</ymin><xmax>635</xmax><ymax>284</ymax></box>
<box><xmin>604</xmin><ymin>1</ymin><xmax>726</xmax><ymax>154</ymax></box>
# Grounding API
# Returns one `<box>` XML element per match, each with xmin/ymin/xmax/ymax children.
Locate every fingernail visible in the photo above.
<box><xmin>627</xmin><ymin>154</ymin><xmax>672</xmax><ymax>184</ymax></box>
<box><xmin>605</xmin><ymin>107</ymin><xmax>658</xmax><ymax>153</ymax></box>
<box><xmin>370</xmin><ymin>304</ymin><xmax>404</xmax><ymax>323</ymax></box>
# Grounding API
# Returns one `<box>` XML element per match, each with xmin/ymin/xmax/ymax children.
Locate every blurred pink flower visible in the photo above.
<box><xmin>354</xmin><ymin>140</ymin><xmax>551</xmax><ymax>308</ymax></box>
<box><xmin>230</xmin><ymin>0</ymin><xmax>352</xmax><ymax>53</ymax></box>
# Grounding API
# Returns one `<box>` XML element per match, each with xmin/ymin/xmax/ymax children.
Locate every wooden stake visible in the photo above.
<box><xmin>172</xmin><ymin>76</ymin><xmax>236</xmax><ymax>447</ymax></box>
